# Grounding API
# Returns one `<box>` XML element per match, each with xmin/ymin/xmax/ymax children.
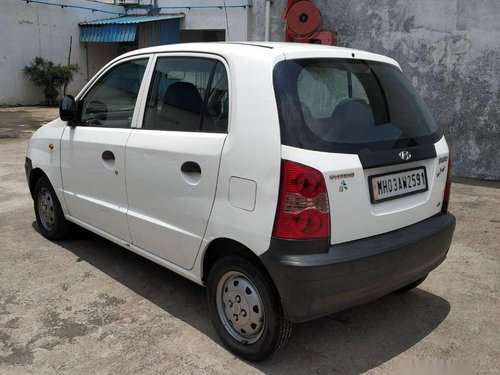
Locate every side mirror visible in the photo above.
<box><xmin>59</xmin><ymin>95</ymin><xmax>78</xmax><ymax>123</ymax></box>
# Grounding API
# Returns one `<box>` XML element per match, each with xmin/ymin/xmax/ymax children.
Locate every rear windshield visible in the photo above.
<box><xmin>273</xmin><ymin>59</ymin><xmax>442</xmax><ymax>153</ymax></box>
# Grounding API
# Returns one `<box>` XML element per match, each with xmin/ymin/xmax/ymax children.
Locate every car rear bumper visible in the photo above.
<box><xmin>260</xmin><ymin>213</ymin><xmax>456</xmax><ymax>323</ymax></box>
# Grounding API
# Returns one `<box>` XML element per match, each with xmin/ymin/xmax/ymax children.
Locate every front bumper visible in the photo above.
<box><xmin>260</xmin><ymin>213</ymin><xmax>456</xmax><ymax>323</ymax></box>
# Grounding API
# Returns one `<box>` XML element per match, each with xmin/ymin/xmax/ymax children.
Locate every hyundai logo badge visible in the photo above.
<box><xmin>399</xmin><ymin>150</ymin><xmax>412</xmax><ymax>160</ymax></box>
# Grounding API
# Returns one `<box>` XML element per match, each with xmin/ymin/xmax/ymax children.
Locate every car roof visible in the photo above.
<box><xmin>120</xmin><ymin>42</ymin><xmax>400</xmax><ymax>68</ymax></box>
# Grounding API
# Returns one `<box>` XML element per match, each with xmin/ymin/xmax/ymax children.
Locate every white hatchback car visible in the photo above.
<box><xmin>26</xmin><ymin>42</ymin><xmax>455</xmax><ymax>361</ymax></box>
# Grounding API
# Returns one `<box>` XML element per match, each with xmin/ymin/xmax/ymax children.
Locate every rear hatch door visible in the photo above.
<box><xmin>274</xmin><ymin>57</ymin><xmax>449</xmax><ymax>244</ymax></box>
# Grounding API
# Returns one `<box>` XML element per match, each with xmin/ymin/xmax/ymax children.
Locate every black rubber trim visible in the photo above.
<box><xmin>277</xmin><ymin>214</ymin><xmax>454</xmax><ymax>269</ymax></box>
<box><xmin>268</xmin><ymin>238</ymin><xmax>330</xmax><ymax>256</ymax></box>
<box><xmin>25</xmin><ymin>157</ymin><xmax>33</xmax><ymax>182</ymax></box>
<box><xmin>260</xmin><ymin>213</ymin><xmax>456</xmax><ymax>323</ymax></box>
<box><xmin>359</xmin><ymin>143</ymin><xmax>437</xmax><ymax>169</ymax></box>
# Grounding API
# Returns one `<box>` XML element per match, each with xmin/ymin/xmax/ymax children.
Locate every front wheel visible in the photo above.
<box><xmin>207</xmin><ymin>255</ymin><xmax>293</xmax><ymax>361</ymax></box>
<box><xmin>34</xmin><ymin>176</ymin><xmax>72</xmax><ymax>240</ymax></box>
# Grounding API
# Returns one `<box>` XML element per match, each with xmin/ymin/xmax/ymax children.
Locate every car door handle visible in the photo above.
<box><xmin>102</xmin><ymin>150</ymin><xmax>115</xmax><ymax>161</ymax></box>
<box><xmin>181</xmin><ymin>161</ymin><xmax>201</xmax><ymax>174</ymax></box>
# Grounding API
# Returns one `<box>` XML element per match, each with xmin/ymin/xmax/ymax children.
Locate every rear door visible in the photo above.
<box><xmin>274</xmin><ymin>58</ymin><xmax>449</xmax><ymax>244</ymax></box>
<box><xmin>61</xmin><ymin>57</ymin><xmax>149</xmax><ymax>241</ymax></box>
<box><xmin>125</xmin><ymin>55</ymin><xmax>229</xmax><ymax>269</ymax></box>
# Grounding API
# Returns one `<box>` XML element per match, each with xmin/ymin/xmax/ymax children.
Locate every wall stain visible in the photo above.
<box><xmin>260</xmin><ymin>0</ymin><xmax>500</xmax><ymax>179</ymax></box>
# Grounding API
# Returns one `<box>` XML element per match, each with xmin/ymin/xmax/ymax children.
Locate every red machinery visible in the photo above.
<box><xmin>281</xmin><ymin>0</ymin><xmax>337</xmax><ymax>45</ymax></box>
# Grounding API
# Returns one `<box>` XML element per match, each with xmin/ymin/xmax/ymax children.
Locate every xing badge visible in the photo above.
<box><xmin>339</xmin><ymin>180</ymin><xmax>348</xmax><ymax>192</ymax></box>
<box><xmin>330</xmin><ymin>172</ymin><xmax>354</xmax><ymax>180</ymax></box>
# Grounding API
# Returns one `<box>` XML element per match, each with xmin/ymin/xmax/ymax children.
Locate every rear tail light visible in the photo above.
<box><xmin>273</xmin><ymin>160</ymin><xmax>330</xmax><ymax>239</ymax></box>
<box><xmin>442</xmin><ymin>156</ymin><xmax>452</xmax><ymax>213</ymax></box>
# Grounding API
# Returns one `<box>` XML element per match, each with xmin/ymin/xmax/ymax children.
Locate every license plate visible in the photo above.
<box><xmin>369</xmin><ymin>167</ymin><xmax>428</xmax><ymax>203</ymax></box>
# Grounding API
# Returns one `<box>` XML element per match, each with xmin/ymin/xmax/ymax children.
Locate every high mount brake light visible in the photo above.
<box><xmin>273</xmin><ymin>160</ymin><xmax>330</xmax><ymax>240</ymax></box>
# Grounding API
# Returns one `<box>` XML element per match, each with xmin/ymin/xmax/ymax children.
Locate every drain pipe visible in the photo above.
<box><xmin>264</xmin><ymin>0</ymin><xmax>271</xmax><ymax>41</ymax></box>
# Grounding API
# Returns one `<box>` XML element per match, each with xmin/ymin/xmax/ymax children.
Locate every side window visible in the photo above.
<box><xmin>203</xmin><ymin>62</ymin><xmax>229</xmax><ymax>133</ymax></box>
<box><xmin>143</xmin><ymin>57</ymin><xmax>228</xmax><ymax>132</ymax></box>
<box><xmin>81</xmin><ymin>58</ymin><xmax>148</xmax><ymax>128</ymax></box>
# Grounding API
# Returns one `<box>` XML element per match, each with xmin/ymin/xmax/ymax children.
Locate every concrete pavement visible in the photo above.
<box><xmin>0</xmin><ymin>107</ymin><xmax>498</xmax><ymax>374</ymax></box>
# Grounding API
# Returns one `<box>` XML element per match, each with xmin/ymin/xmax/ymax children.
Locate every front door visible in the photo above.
<box><xmin>61</xmin><ymin>57</ymin><xmax>150</xmax><ymax>241</ymax></box>
<box><xmin>126</xmin><ymin>55</ymin><xmax>229</xmax><ymax>269</ymax></box>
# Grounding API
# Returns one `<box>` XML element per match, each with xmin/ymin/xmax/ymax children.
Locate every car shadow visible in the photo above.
<box><xmin>32</xmin><ymin>222</ymin><xmax>451</xmax><ymax>374</ymax></box>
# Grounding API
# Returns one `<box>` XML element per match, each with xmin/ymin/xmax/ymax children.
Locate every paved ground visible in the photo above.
<box><xmin>0</xmin><ymin>107</ymin><xmax>58</xmax><ymax>139</ymax></box>
<box><xmin>0</xmin><ymin>107</ymin><xmax>499</xmax><ymax>374</ymax></box>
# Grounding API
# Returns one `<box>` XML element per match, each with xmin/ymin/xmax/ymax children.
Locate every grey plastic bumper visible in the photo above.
<box><xmin>260</xmin><ymin>213</ymin><xmax>456</xmax><ymax>323</ymax></box>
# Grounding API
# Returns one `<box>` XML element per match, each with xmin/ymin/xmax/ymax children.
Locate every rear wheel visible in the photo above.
<box><xmin>34</xmin><ymin>176</ymin><xmax>71</xmax><ymax>240</ymax></box>
<box><xmin>207</xmin><ymin>255</ymin><xmax>292</xmax><ymax>361</ymax></box>
<box><xmin>396</xmin><ymin>275</ymin><xmax>428</xmax><ymax>293</ymax></box>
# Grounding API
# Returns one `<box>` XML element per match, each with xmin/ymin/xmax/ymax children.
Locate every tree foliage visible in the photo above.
<box><xmin>23</xmin><ymin>57</ymin><xmax>79</xmax><ymax>104</ymax></box>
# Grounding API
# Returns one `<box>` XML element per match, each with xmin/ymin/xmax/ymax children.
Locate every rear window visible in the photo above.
<box><xmin>273</xmin><ymin>59</ymin><xmax>442</xmax><ymax>153</ymax></box>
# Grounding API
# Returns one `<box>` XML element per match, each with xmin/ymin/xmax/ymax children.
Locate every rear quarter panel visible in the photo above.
<box><xmin>198</xmin><ymin>50</ymin><xmax>285</xmax><ymax>260</ymax></box>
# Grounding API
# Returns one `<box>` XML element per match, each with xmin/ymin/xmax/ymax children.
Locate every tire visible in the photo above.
<box><xmin>207</xmin><ymin>255</ymin><xmax>293</xmax><ymax>361</ymax></box>
<box><xmin>33</xmin><ymin>176</ymin><xmax>72</xmax><ymax>240</ymax></box>
<box><xmin>396</xmin><ymin>275</ymin><xmax>428</xmax><ymax>293</ymax></box>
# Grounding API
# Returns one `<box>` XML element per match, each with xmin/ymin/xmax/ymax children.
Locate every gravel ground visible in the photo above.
<box><xmin>0</xmin><ymin>107</ymin><xmax>498</xmax><ymax>374</ymax></box>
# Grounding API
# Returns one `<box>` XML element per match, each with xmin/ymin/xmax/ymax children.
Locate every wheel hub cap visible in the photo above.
<box><xmin>37</xmin><ymin>188</ymin><xmax>55</xmax><ymax>231</ymax></box>
<box><xmin>216</xmin><ymin>271</ymin><xmax>265</xmax><ymax>344</ymax></box>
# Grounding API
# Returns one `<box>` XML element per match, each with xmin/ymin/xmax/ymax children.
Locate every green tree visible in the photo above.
<box><xmin>23</xmin><ymin>57</ymin><xmax>79</xmax><ymax>104</ymax></box>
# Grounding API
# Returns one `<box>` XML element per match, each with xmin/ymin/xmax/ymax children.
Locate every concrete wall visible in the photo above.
<box><xmin>158</xmin><ymin>0</ymin><xmax>250</xmax><ymax>41</ymax></box>
<box><xmin>2</xmin><ymin>0</ymin><xmax>496</xmax><ymax>178</ymax></box>
<box><xmin>0</xmin><ymin>0</ymin><xmax>251</xmax><ymax>106</ymax></box>
<box><xmin>251</xmin><ymin>0</ymin><xmax>500</xmax><ymax>180</ymax></box>
<box><xmin>0</xmin><ymin>0</ymin><xmax>125</xmax><ymax>105</ymax></box>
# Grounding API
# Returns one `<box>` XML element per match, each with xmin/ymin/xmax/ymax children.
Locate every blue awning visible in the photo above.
<box><xmin>79</xmin><ymin>14</ymin><xmax>184</xmax><ymax>43</ymax></box>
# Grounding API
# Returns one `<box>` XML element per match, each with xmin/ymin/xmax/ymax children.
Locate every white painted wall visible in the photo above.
<box><xmin>0</xmin><ymin>0</ymin><xmax>251</xmax><ymax>105</ymax></box>
<box><xmin>155</xmin><ymin>0</ymin><xmax>250</xmax><ymax>41</ymax></box>
<box><xmin>0</xmin><ymin>0</ymin><xmax>126</xmax><ymax>105</ymax></box>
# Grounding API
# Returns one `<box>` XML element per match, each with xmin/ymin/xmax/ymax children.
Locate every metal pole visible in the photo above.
<box><xmin>67</xmin><ymin>35</ymin><xmax>72</xmax><ymax>66</ymax></box>
<box><xmin>265</xmin><ymin>0</ymin><xmax>271</xmax><ymax>41</ymax></box>
<box><xmin>85</xmin><ymin>43</ymin><xmax>90</xmax><ymax>82</ymax></box>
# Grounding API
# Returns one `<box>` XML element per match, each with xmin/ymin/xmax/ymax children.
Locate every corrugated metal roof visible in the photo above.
<box><xmin>79</xmin><ymin>14</ymin><xmax>183</xmax><ymax>26</ymax></box>
<box><xmin>79</xmin><ymin>14</ymin><xmax>183</xmax><ymax>43</ymax></box>
<box><xmin>80</xmin><ymin>24</ymin><xmax>138</xmax><ymax>43</ymax></box>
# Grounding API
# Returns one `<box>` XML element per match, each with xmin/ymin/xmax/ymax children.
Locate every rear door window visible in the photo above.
<box><xmin>273</xmin><ymin>59</ymin><xmax>441</xmax><ymax>153</ymax></box>
<box><xmin>143</xmin><ymin>57</ymin><xmax>228</xmax><ymax>133</ymax></box>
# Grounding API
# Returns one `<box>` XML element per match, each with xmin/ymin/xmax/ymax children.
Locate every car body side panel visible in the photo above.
<box><xmin>125</xmin><ymin>130</ymin><xmax>227</xmax><ymax>270</ymax></box>
<box><xmin>26</xmin><ymin>118</ymin><xmax>68</xmax><ymax>215</ymax></box>
<box><xmin>60</xmin><ymin>126</ymin><xmax>133</xmax><ymax>242</ymax></box>
<box><xmin>195</xmin><ymin>51</ymin><xmax>286</xmax><ymax>262</ymax></box>
<box><xmin>68</xmin><ymin>214</ymin><xmax>205</xmax><ymax>286</ymax></box>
